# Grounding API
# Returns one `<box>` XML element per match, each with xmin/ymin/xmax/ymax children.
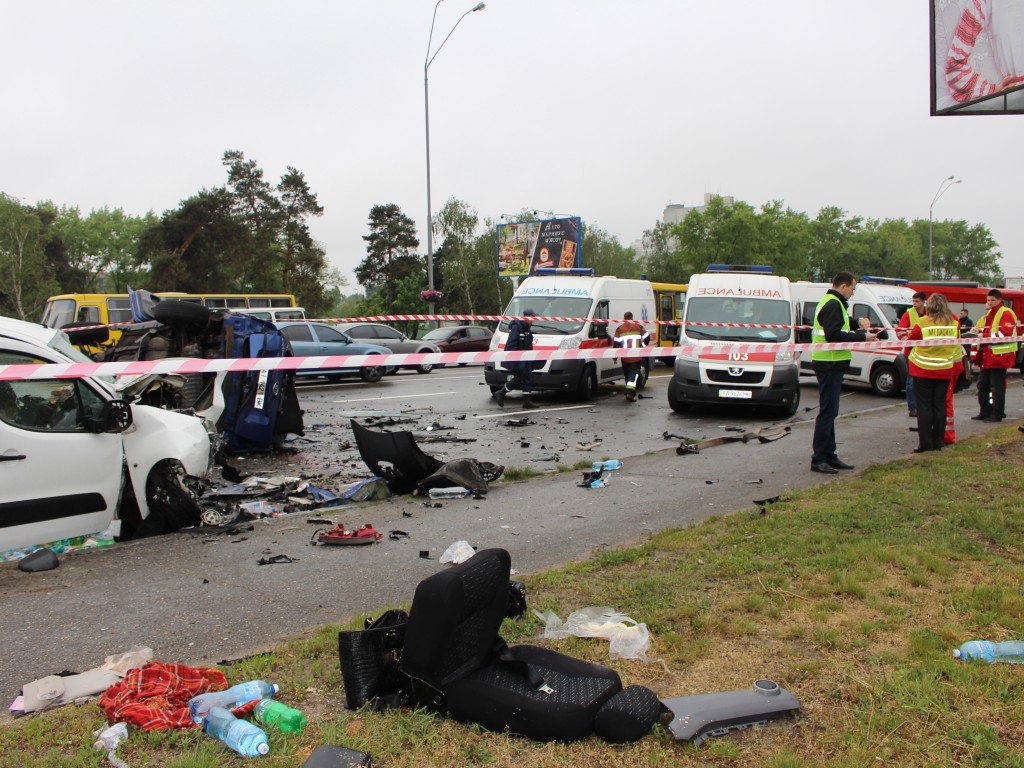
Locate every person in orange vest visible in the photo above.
<box><xmin>905</xmin><ymin>293</ymin><xmax>963</xmax><ymax>452</ymax></box>
<box><xmin>897</xmin><ymin>291</ymin><xmax>927</xmax><ymax>418</ymax></box>
<box><xmin>971</xmin><ymin>289</ymin><xmax>1018</xmax><ymax>423</ymax></box>
<box><xmin>613</xmin><ymin>311</ymin><xmax>651</xmax><ymax>402</ymax></box>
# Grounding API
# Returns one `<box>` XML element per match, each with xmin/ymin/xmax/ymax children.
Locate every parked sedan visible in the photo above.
<box><xmin>420</xmin><ymin>325</ymin><xmax>493</xmax><ymax>365</ymax></box>
<box><xmin>335</xmin><ymin>323</ymin><xmax>440</xmax><ymax>374</ymax></box>
<box><xmin>276</xmin><ymin>322</ymin><xmax>391</xmax><ymax>383</ymax></box>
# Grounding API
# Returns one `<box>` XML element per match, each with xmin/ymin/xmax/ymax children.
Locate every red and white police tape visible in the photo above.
<box><xmin>2</xmin><ymin>335</ymin><xmax>1020</xmax><ymax>381</ymax></box>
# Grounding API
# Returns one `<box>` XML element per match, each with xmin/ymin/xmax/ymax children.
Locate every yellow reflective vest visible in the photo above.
<box><xmin>908</xmin><ymin>317</ymin><xmax>962</xmax><ymax>371</ymax></box>
<box><xmin>811</xmin><ymin>293</ymin><xmax>851</xmax><ymax>362</ymax></box>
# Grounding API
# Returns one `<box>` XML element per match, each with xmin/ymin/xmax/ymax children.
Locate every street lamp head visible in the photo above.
<box><xmin>471</xmin><ymin>2</ymin><xmax>486</xmax><ymax>10</ymax></box>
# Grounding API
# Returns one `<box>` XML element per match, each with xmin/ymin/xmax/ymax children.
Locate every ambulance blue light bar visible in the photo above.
<box><xmin>533</xmin><ymin>268</ymin><xmax>595</xmax><ymax>276</ymax></box>
<box><xmin>706</xmin><ymin>264</ymin><xmax>773</xmax><ymax>274</ymax></box>
<box><xmin>860</xmin><ymin>276</ymin><xmax>909</xmax><ymax>286</ymax></box>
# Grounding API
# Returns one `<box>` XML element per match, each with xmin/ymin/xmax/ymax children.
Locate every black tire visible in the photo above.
<box><xmin>667</xmin><ymin>378</ymin><xmax>689</xmax><ymax>413</ymax></box>
<box><xmin>152</xmin><ymin>300</ymin><xmax>212</xmax><ymax>330</ymax></box>
<box><xmin>870</xmin><ymin>363</ymin><xmax>900</xmax><ymax>397</ymax></box>
<box><xmin>360</xmin><ymin>365</ymin><xmax>384</xmax><ymax>383</ymax></box>
<box><xmin>778</xmin><ymin>385</ymin><xmax>801</xmax><ymax>417</ymax></box>
<box><xmin>415</xmin><ymin>349</ymin><xmax>435</xmax><ymax>374</ymax></box>
<box><xmin>136</xmin><ymin>461</ymin><xmax>202</xmax><ymax>538</ymax></box>
<box><xmin>575</xmin><ymin>365</ymin><xmax>597</xmax><ymax>401</ymax></box>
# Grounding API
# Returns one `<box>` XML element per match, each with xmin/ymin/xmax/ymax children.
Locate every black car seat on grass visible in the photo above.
<box><xmin>400</xmin><ymin>548</ymin><xmax>624</xmax><ymax>742</ymax></box>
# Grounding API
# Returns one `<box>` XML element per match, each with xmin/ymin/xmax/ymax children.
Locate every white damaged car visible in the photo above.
<box><xmin>0</xmin><ymin>316</ymin><xmax>213</xmax><ymax>552</ymax></box>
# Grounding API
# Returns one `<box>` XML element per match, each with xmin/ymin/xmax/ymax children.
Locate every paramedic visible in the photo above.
<box><xmin>906</xmin><ymin>294</ymin><xmax>963</xmax><ymax>452</ymax></box>
<box><xmin>493</xmin><ymin>309</ymin><xmax>538</xmax><ymax>409</ymax></box>
<box><xmin>810</xmin><ymin>272</ymin><xmax>878</xmax><ymax>474</ymax></box>
<box><xmin>614</xmin><ymin>311</ymin><xmax>652</xmax><ymax>402</ymax></box>
<box><xmin>897</xmin><ymin>291</ymin><xmax>927</xmax><ymax>418</ymax></box>
<box><xmin>971</xmin><ymin>289</ymin><xmax>1018</xmax><ymax>423</ymax></box>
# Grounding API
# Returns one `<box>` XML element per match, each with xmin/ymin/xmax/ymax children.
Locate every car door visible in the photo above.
<box><xmin>0</xmin><ymin>347</ymin><xmax>124</xmax><ymax>551</ymax></box>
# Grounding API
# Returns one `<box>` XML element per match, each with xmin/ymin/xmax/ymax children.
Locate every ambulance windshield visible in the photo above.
<box><xmin>877</xmin><ymin>302</ymin><xmax>911</xmax><ymax>326</ymax></box>
<box><xmin>499</xmin><ymin>297</ymin><xmax>591</xmax><ymax>335</ymax></box>
<box><xmin>685</xmin><ymin>297</ymin><xmax>791</xmax><ymax>342</ymax></box>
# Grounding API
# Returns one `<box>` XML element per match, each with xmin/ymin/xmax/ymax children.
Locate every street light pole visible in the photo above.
<box><xmin>424</xmin><ymin>0</ymin><xmax>485</xmax><ymax>324</ymax></box>
<box><xmin>928</xmin><ymin>175</ymin><xmax>962</xmax><ymax>279</ymax></box>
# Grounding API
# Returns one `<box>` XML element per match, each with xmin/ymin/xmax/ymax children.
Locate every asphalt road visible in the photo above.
<box><xmin>2</xmin><ymin>369</ymin><xmax>1020</xmax><ymax>715</ymax></box>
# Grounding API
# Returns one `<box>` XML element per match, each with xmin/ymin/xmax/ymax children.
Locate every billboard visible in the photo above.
<box><xmin>931</xmin><ymin>0</ymin><xmax>1024</xmax><ymax>115</ymax></box>
<box><xmin>496</xmin><ymin>217</ymin><xmax>581</xmax><ymax>278</ymax></box>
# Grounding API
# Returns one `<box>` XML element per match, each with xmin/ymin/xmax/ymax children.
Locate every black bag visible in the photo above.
<box><xmin>338</xmin><ymin>609</ymin><xmax>409</xmax><ymax>711</ymax></box>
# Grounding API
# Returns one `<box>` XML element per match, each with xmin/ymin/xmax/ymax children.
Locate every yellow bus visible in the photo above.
<box><xmin>649</xmin><ymin>281</ymin><xmax>687</xmax><ymax>362</ymax></box>
<box><xmin>41</xmin><ymin>292</ymin><xmax>298</xmax><ymax>330</ymax></box>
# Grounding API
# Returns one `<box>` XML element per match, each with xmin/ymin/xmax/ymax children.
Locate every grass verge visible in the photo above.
<box><xmin>3</xmin><ymin>427</ymin><xmax>1024</xmax><ymax>767</ymax></box>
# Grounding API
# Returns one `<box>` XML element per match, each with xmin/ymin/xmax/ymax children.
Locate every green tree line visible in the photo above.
<box><xmin>0</xmin><ymin>150</ymin><xmax>340</xmax><ymax>321</ymax></box>
<box><xmin>1</xmin><ymin>174</ymin><xmax>1003</xmax><ymax>326</ymax></box>
<box><xmin>349</xmin><ymin>194</ymin><xmax>1002</xmax><ymax>337</ymax></box>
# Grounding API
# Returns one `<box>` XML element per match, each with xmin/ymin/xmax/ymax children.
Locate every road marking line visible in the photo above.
<box><xmin>332</xmin><ymin>392</ymin><xmax>456</xmax><ymax>403</ymax></box>
<box><xmin>476</xmin><ymin>404</ymin><xmax>595</xmax><ymax>419</ymax></box>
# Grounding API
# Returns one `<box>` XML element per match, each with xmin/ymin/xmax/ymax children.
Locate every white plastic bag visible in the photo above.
<box><xmin>439</xmin><ymin>540</ymin><xmax>476</xmax><ymax>564</ymax></box>
<box><xmin>533</xmin><ymin>606</ymin><xmax>651</xmax><ymax>660</ymax></box>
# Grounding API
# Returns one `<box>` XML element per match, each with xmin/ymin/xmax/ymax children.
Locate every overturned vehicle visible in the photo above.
<box><xmin>0</xmin><ymin>316</ymin><xmax>214</xmax><ymax>553</ymax></box>
<box><xmin>67</xmin><ymin>290</ymin><xmax>304</xmax><ymax>455</ymax></box>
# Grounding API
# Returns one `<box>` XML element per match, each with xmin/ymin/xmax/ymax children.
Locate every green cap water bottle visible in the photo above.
<box><xmin>253</xmin><ymin>698</ymin><xmax>307</xmax><ymax>733</ymax></box>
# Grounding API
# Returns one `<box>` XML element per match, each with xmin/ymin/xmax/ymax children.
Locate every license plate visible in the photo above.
<box><xmin>718</xmin><ymin>389</ymin><xmax>752</xmax><ymax>400</ymax></box>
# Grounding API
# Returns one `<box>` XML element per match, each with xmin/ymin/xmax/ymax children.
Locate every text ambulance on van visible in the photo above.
<box><xmin>667</xmin><ymin>265</ymin><xmax>800</xmax><ymax>416</ymax></box>
<box><xmin>791</xmin><ymin>277</ymin><xmax>914</xmax><ymax>397</ymax></box>
<box><xmin>483</xmin><ymin>269</ymin><xmax>657</xmax><ymax>400</ymax></box>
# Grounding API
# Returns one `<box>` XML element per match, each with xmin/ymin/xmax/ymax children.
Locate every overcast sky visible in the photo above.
<box><xmin>4</xmin><ymin>0</ymin><xmax>1023</xmax><ymax>291</ymax></box>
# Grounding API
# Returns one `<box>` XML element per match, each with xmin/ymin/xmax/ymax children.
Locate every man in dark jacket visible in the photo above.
<box><xmin>810</xmin><ymin>272</ymin><xmax>877</xmax><ymax>474</ymax></box>
<box><xmin>493</xmin><ymin>309</ymin><xmax>538</xmax><ymax>409</ymax></box>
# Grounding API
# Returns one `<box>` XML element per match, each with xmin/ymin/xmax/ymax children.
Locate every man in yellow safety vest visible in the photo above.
<box><xmin>810</xmin><ymin>272</ymin><xmax>878</xmax><ymax>474</ymax></box>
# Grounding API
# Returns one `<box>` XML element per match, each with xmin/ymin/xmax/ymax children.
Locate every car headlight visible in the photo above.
<box><xmin>559</xmin><ymin>336</ymin><xmax>582</xmax><ymax>350</ymax></box>
<box><xmin>775</xmin><ymin>349</ymin><xmax>796</xmax><ymax>363</ymax></box>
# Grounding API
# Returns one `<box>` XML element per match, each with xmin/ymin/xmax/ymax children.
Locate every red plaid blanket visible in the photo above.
<box><xmin>99</xmin><ymin>662</ymin><xmax>256</xmax><ymax>730</ymax></box>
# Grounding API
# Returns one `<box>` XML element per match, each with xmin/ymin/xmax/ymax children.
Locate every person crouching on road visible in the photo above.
<box><xmin>614</xmin><ymin>311</ymin><xmax>651</xmax><ymax>402</ymax></box>
<box><xmin>905</xmin><ymin>293</ymin><xmax>963</xmax><ymax>452</ymax></box>
<box><xmin>810</xmin><ymin>271</ymin><xmax>878</xmax><ymax>474</ymax></box>
<box><xmin>493</xmin><ymin>309</ymin><xmax>538</xmax><ymax>409</ymax></box>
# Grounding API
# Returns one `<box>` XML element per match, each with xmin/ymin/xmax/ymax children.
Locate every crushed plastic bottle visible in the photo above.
<box><xmin>189</xmin><ymin>680</ymin><xmax>279</xmax><ymax>724</ymax></box>
<box><xmin>253</xmin><ymin>698</ymin><xmax>307</xmax><ymax>733</ymax></box>
<box><xmin>92</xmin><ymin>721</ymin><xmax>128</xmax><ymax>751</ymax></box>
<box><xmin>202</xmin><ymin>706</ymin><xmax>270</xmax><ymax>757</ymax></box>
<box><xmin>592</xmin><ymin>459</ymin><xmax>623</xmax><ymax>472</ymax></box>
<box><xmin>428</xmin><ymin>486</ymin><xmax>470</xmax><ymax>499</ymax></box>
<box><xmin>952</xmin><ymin>640</ymin><xmax>1024</xmax><ymax>663</ymax></box>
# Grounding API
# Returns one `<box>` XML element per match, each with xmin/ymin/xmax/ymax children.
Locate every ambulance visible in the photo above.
<box><xmin>667</xmin><ymin>265</ymin><xmax>800</xmax><ymax>415</ymax></box>
<box><xmin>483</xmin><ymin>269</ymin><xmax>657</xmax><ymax>400</ymax></box>
<box><xmin>790</xmin><ymin>277</ymin><xmax>915</xmax><ymax>397</ymax></box>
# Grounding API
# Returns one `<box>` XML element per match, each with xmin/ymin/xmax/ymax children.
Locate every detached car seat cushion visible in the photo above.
<box><xmin>445</xmin><ymin>644</ymin><xmax>621</xmax><ymax>742</ymax></box>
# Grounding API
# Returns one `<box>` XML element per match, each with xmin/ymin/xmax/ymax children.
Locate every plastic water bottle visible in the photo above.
<box><xmin>952</xmin><ymin>640</ymin><xmax>1024</xmax><ymax>663</ymax></box>
<box><xmin>202</xmin><ymin>707</ymin><xmax>270</xmax><ymax>757</ymax></box>
<box><xmin>592</xmin><ymin>459</ymin><xmax>623</xmax><ymax>472</ymax></box>
<box><xmin>189</xmin><ymin>680</ymin><xmax>279</xmax><ymax>723</ymax></box>
<box><xmin>253</xmin><ymin>698</ymin><xmax>307</xmax><ymax>733</ymax></box>
<box><xmin>428</xmin><ymin>486</ymin><xmax>470</xmax><ymax>499</ymax></box>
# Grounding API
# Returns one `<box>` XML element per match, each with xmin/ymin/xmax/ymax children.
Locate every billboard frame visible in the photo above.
<box><xmin>495</xmin><ymin>216</ymin><xmax>582</xmax><ymax>279</ymax></box>
<box><xmin>930</xmin><ymin>0</ymin><xmax>1024</xmax><ymax>116</ymax></box>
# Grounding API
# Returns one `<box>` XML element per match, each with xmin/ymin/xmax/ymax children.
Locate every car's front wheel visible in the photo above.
<box><xmin>361</xmin><ymin>365</ymin><xmax>384</xmax><ymax>383</ymax></box>
<box><xmin>136</xmin><ymin>461</ymin><xmax>202</xmax><ymax>538</ymax></box>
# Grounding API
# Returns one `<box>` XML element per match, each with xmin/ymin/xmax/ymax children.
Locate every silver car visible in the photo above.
<box><xmin>335</xmin><ymin>323</ymin><xmax>440</xmax><ymax>374</ymax></box>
